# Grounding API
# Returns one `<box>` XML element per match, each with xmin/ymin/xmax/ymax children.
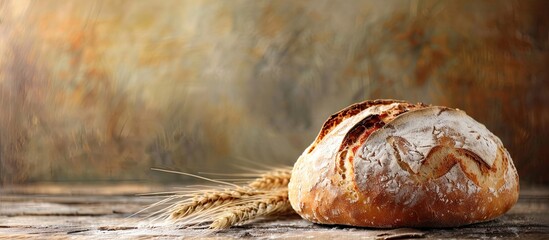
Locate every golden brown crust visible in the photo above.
<box><xmin>288</xmin><ymin>100</ymin><xmax>519</xmax><ymax>228</ymax></box>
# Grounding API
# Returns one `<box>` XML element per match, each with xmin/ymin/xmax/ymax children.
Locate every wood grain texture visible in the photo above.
<box><xmin>0</xmin><ymin>184</ymin><xmax>547</xmax><ymax>239</ymax></box>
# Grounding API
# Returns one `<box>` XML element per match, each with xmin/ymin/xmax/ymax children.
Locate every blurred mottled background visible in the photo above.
<box><xmin>0</xmin><ymin>0</ymin><xmax>547</xmax><ymax>185</ymax></box>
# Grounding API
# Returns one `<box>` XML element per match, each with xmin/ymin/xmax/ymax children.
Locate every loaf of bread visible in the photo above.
<box><xmin>288</xmin><ymin>99</ymin><xmax>519</xmax><ymax>227</ymax></box>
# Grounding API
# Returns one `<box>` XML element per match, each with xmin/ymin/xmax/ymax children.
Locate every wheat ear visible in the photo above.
<box><xmin>170</xmin><ymin>167</ymin><xmax>293</xmax><ymax>220</ymax></box>
<box><xmin>209</xmin><ymin>188</ymin><xmax>292</xmax><ymax>230</ymax></box>
<box><xmin>169</xmin><ymin>187</ymin><xmax>261</xmax><ymax>219</ymax></box>
<box><xmin>146</xmin><ymin>166</ymin><xmax>295</xmax><ymax>229</ymax></box>
<box><xmin>247</xmin><ymin>167</ymin><xmax>292</xmax><ymax>190</ymax></box>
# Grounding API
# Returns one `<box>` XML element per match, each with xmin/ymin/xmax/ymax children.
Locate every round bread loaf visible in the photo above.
<box><xmin>288</xmin><ymin>99</ymin><xmax>519</xmax><ymax>228</ymax></box>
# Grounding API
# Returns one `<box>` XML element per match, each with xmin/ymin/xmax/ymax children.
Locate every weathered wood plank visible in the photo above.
<box><xmin>0</xmin><ymin>185</ymin><xmax>548</xmax><ymax>239</ymax></box>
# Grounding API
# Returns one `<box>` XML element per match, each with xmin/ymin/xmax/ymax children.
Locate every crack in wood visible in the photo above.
<box><xmin>2</xmin><ymin>213</ymin><xmax>110</xmax><ymax>217</ymax></box>
<box><xmin>97</xmin><ymin>226</ymin><xmax>138</xmax><ymax>231</ymax></box>
<box><xmin>67</xmin><ymin>229</ymin><xmax>90</xmax><ymax>234</ymax></box>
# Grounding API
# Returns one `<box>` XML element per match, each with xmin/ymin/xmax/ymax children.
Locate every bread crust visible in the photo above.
<box><xmin>288</xmin><ymin>100</ymin><xmax>519</xmax><ymax>228</ymax></box>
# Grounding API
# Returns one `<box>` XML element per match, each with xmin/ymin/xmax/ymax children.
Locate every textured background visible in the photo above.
<box><xmin>0</xmin><ymin>0</ymin><xmax>547</xmax><ymax>185</ymax></box>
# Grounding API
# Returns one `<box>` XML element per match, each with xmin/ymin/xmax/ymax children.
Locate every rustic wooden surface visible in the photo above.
<box><xmin>0</xmin><ymin>184</ymin><xmax>548</xmax><ymax>239</ymax></box>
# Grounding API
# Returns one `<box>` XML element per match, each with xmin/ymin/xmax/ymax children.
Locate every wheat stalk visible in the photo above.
<box><xmin>144</xmin><ymin>166</ymin><xmax>296</xmax><ymax>230</ymax></box>
<box><xmin>209</xmin><ymin>188</ymin><xmax>292</xmax><ymax>230</ymax></box>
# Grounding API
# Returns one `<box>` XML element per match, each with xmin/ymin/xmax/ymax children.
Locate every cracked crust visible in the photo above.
<box><xmin>288</xmin><ymin>100</ymin><xmax>519</xmax><ymax>228</ymax></box>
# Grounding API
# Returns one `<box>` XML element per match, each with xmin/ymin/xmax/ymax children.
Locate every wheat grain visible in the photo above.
<box><xmin>209</xmin><ymin>188</ymin><xmax>292</xmax><ymax>230</ymax></box>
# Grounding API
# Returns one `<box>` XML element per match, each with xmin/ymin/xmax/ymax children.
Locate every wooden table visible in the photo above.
<box><xmin>1</xmin><ymin>184</ymin><xmax>548</xmax><ymax>239</ymax></box>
